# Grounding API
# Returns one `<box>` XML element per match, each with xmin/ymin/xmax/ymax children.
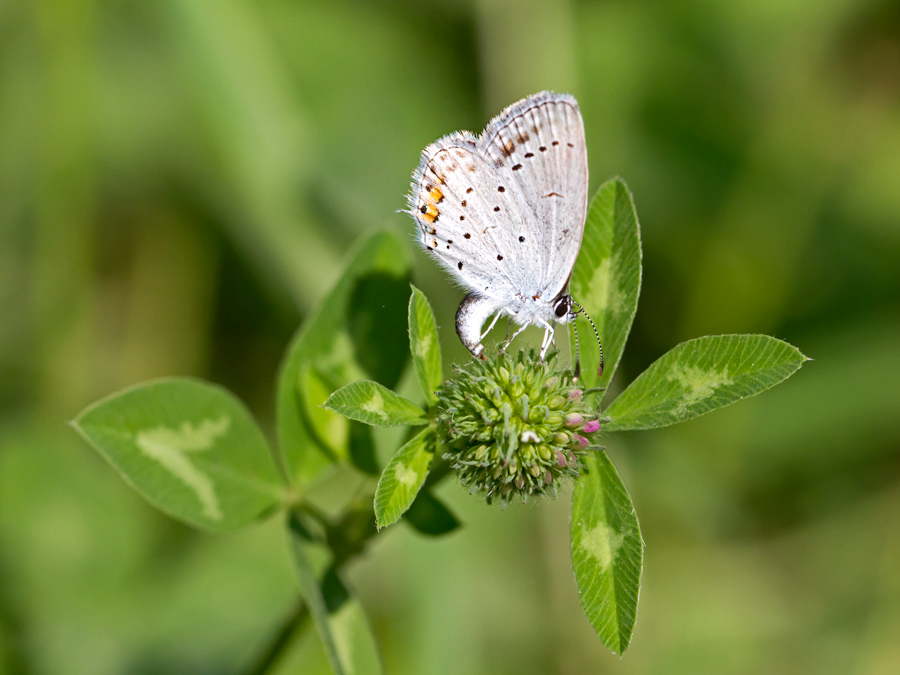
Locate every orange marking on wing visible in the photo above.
<box><xmin>422</xmin><ymin>203</ymin><xmax>439</xmax><ymax>223</ymax></box>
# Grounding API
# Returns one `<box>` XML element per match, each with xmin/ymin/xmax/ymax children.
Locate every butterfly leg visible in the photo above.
<box><xmin>480</xmin><ymin>312</ymin><xmax>502</xmax><ymax>341</ymax></box>
<box><xmin>538</xmin><ymin>320</ymin><xmax>556</xmax><ymax>360</ymax></box>
<box><xmin>499</xmin><ymin>324</ymin><xmax>528</xmax><ymax>353</ymax></box>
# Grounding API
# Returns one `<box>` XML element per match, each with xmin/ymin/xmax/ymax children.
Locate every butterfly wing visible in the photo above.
<box><xmin>408</xmin><ymin>131</ymin><xmax>530</xmax><ymax>303</ymax></box>
<box><xmin>481</xmin><ymin>92</ymin><xmax>588</xmax><ymax>302</ymax></box>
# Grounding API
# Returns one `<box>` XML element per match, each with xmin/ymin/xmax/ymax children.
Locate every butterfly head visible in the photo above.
<box><xmin>553</xmin><ymin>294</ymin><xmax>577</xmax><ymax>324</ymax></box>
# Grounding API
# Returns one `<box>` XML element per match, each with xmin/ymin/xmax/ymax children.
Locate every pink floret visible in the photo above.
<box><xmin>582</xmin><ymin>420</ymin><xmax>601</xmax><ymax>434</ymax></box>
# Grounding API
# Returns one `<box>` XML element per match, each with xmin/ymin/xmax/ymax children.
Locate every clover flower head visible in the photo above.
<box><xmin>436</xmin><ymin>349</ymin><xmax>603</xmax><ymax>507</ymax></box>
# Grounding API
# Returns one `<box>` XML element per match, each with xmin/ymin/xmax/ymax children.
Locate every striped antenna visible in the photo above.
<box><xmin>572</xmin><ymin>300</ymin><xmax>604</xmax><ymax>378</ymax></box>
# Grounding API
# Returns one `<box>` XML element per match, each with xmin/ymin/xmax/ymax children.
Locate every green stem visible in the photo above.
<box><xmin>259</xmin><ymin>448</ymin><xmax>454</xmax><ymax>673</ymax></box>
<box><xmin>243</xmin><ymin>599</ymin><xmax>310</xmax><ymax>675</ymax></box>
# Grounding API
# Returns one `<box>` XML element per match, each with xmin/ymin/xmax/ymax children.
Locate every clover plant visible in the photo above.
<box><xmin>72</xmin><ymin>178</ymin><xmax>807</xmax><ymax>673</ymax></box>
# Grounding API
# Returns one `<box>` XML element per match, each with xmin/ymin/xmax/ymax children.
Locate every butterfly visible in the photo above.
<box><xmin>406</xmin><ymin>91</ymin><xmax>602</xmax><ymax>377</ymax></box>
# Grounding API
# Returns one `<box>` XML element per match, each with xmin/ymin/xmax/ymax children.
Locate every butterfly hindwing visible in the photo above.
<box><xmin>409</xmin><ymin>132</ymin><xmax>530</xmax><ymax>302</ymax></box>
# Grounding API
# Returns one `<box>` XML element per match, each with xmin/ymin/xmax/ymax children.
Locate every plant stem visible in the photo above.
<box><xmin>243</xmin><ymin>599</ymin><xmax>310</xmax><ymax>675</ymax></box>
<box><xmin>254</xmin><ymin>455</ymin><xmax>454</xmax><ymax>673</ymax></box>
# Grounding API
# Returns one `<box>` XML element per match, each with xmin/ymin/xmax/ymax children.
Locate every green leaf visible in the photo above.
<box><xmin>325</xmin><ymin>381</ymin><xmax>427</xmax><ymax>428</ymax></box>
<box><xmin>604</xmin><ymin>334</ymin><xmax>809</xmax><ymax>431</ymax></box>
<box><xmin>348</xmin><ymin>422</ymin><xmax>379</xmax><ymax>476</ymax></box>
<box><xmin>298</xmin><ymin>366</ymin><xmax>349</xmax><ymax>461</ymax></box>
<box><xmin>571</xmin><ymin>450</ymin><xmax>643</xmax><ymax>654</ymax></box>
<box><xmin>404</xmin><ymin>489</ymin><xmax>460</xmax><ymax>536</ymax></box>
<box><xmin>72</xmin><ymin>378</ymin><xmax>284</xmax><ymax>532</ymax></box>
<box><xmin>570</xmin><ymin>177</ymin><xmax>642</xmax><ymax>391</ymax></box>
<box><xmin>374</xmin><ymin>428</ymin><xmax>435</xmax><ymax>530</ymax></box>
<box><xmin>347</xmin><ymin>270</ymin><xmax>411</xmax><ymax>390</ymax></box>
<box><xmin>276</xmin><ymin>230</ymin><xmax>411</xmax><ymax>485</ymax></box>
<box><xmin>289</xmin><ymin>516</ymin><xmax>382</xmax><ymax>675</ymax></box>
<box><xmin>408</xmin><ymin>285</ymin><xmax>443</xmax><ymax>406</ymax></box>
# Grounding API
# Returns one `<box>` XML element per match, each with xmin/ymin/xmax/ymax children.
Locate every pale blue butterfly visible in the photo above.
<box><xmin>406</xmin><ymin>91</ymin><xmax>602</xmax><ymax>377</ymax></box>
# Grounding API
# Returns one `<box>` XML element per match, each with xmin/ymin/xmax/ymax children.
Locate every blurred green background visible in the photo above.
<box><xmin>2</xmin><ymin>0</ymin><xmax>900</xmax><ymax>673</ymax></box>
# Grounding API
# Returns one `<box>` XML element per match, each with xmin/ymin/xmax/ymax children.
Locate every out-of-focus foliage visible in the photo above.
<box><xmin>1</xmin><ymin>0</ymin><xmax>898</xmax><ymax>673</ymax></box>
<box><xmin>73</xmin><ymin>378</ymin><xmax>285</xmax><ymax>531</ymax></box>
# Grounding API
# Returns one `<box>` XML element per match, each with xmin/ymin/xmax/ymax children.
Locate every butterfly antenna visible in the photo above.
<box><xmin>572</xmin><ymin>319</ymin><xmax>581</xmax><ymax>381</ymax></box>
<box><xmin>572</xmin><ymin>300</ymin><xmax>604</xmax><ymax>377</ymax></box>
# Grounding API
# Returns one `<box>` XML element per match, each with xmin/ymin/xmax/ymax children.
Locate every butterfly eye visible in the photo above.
<box><xmin>554</xmin><ymin>297</ymin><xmax>570</xmax><ymax>318</ymax></box>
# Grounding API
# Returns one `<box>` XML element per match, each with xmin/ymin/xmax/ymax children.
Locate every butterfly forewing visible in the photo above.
<box><xmin>481</xmin><ymin>92</ymin><xmax>588</xmax><ymax>301</ymax></box>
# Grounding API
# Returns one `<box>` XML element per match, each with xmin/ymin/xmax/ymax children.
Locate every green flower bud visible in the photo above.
<box><xmin>548</xmin><ymin>396</ymin><xmax>567</xmax><ymax>410</ymax></box>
